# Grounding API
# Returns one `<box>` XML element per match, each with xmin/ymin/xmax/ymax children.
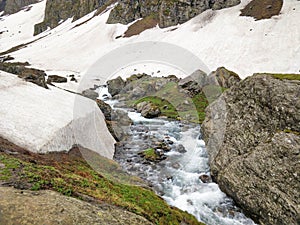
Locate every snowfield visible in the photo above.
<box><xmin>0</xmin><ymin>0</ymin><xmax>299</xmax><ymax>81</ymax></box>
<box><xmin>0</xmin><ymin>71</ymin><xmax>115</xmax><ymax>158</ymax></box>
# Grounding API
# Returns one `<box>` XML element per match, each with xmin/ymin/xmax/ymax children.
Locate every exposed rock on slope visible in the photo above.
<box><xmin>240</xmin><ymin>0</ymin><xmax>283</xmax><ymax>20</ymax></box>
<box><xmin>0</xmin><ymin>187</ymin><xmax>153</xmax><ymax>225</ymax></box>
<box><xmin>34</xmin><ymin>0</ymin><xmax>109</xmax><ymax>35</ymax></box>
<box><xmin>106</xmin><ymin>68</ymin><xmax>240</xmax><ymax>123</ymax></box>
<box><xmin>0</xmin><ymin>62</ymin><xmax>48</xmax><ymax>88</ymax></box>
<box><xmin>202</xmin><ymin>74</ymin><xmax>300</xmax><ymax>225</ymax></box>
<box><xmin>0</xmin><ymin>0</ymin><xmax>39</xmax><ymax>14</ymax></box>
<box><xmin>107</xmin><ymin>0</ymin><xmax>241</xmax><ymax>28</ymax></box>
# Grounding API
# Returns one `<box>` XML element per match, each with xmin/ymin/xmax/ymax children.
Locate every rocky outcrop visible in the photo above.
<box><xmin>34</xmin><ymin>0</ymin><xmax>109</xmax><ymax>35</ymax></box>
<box><xmin>107</xmin><ymin>0</ymin><xmax>241</xmax><ymax>28</ymax></box>
<box><xmin>0</xmin><ymin>62</ymin><xmax>48</xmax><ymax>88</ymax></box>
<box><xmin>202</xmin><ymin>74</ymin><xmax>300</xmax><ymax>225</ymax></box>
<box><xmin>179</xmin><ymin>69</ymin><xmax>208</xmax><ymax>97</ymax></box>
<box><xmin>47</xmin><ymin>75</ymin><xmax>67</xmax><ymax>84</ymax></box>
<box><xmin>206</xmin><ymin>67</ymin><xmax>241</xmax><ymax>89</ymax></box>
<box><xmin>96</xmin><ymin>99</ymin><xmax>132</xmax><ymax>141</ymax></box>
<box><xmin>179</xmin><ymin>67</ymin><xmax>241</xmax><ymax>97</ymax></box>
<box><xmin>106</xmin><ymin>68</ymin><xmax>238</xmax><ymax>122</ymax></box>
<box><xmin>0</xmin><ymin>0</ymin><xmax>39</xmax><ymax>14</ymax></box>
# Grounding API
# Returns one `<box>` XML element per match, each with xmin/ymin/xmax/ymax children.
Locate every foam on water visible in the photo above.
<box><xmin>98</xmin><ymin>87</ymin><xmax>256</xmax><ymax>225</ymax></box>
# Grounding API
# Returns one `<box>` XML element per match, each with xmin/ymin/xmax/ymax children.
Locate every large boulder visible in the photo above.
<box><xmin>178</xmin><ymin>69</ymin><xmax>207</xmax><ymax>97</ymax></box>
<box><xmin>137</xmin><ymin>101</ymin><xmax>161</xmax><ymax>118</ymax></box>
<box><xmin>107</xmin><ymin>76</ymin><xmax>126</xmax><ymax>97</ymax></box>
<box><xmin>207</xmin><ymin>67</ymin><xmax>241</xmax><ymax>89</ymax></box>
<box><xmin>202</xmin><ymin>74</ymin><xmax>300</xmax><ymax>225</ymax></box>
<box><xmin>96</xmin><ymin>99</ymin><xmax>112</xmax><ymax>120</ymax></box>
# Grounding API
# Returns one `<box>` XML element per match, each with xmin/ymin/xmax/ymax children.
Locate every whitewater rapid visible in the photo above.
<box><xmin>100</xmin><ymin>88</ymin><xmax>256</xmax><ymax>225</ymax></box>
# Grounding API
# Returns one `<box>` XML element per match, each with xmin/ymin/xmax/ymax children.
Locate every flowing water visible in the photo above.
<box><xmin>100</xmin><ymin>88</ymin><xmax>256</xmax><ymax>225</ymax></box>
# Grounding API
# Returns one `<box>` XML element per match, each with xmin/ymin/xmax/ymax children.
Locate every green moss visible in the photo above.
<box><xmin>140</xmin><ymin>148</ymin><xmax>159</xmax><ymax>161</ymax></box>
<box><xmin>268</xmin><ymin>74</ymin><xmax>300</xmax><ymax>81</ymax></box>
<box><xmin>0</xmin><ymin>155</ymin><xmax>20</xmax><ymax>180</ymax></box>
<box><xmin>283</xmin><ymin>129</ymin><xmax>300</xmax><ymax>136</ymax></box>
<box><xmin>0</xmin><ymin>152</ymin><xmax>203</xmax><ymax>225</ymax></box>
<box><xmin>134</xmin><ymin>83</ymin><xmax>227</xmax><ymax>124</ymax></box>
<box><xmin>135</xmin><ymin>96</ymin><xmax>179</xmax><ymax>120</ymax></box>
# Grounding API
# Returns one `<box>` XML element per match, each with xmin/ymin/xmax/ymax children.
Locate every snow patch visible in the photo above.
<box><xmin>1</xmin><ymin>0</ymin><xmax>300</xmax><ymax>79</ymax></box>
<box><xmin>0</xmin><ymin>71</ymin><xmax>115</xmax><ymax>158</ymax></box>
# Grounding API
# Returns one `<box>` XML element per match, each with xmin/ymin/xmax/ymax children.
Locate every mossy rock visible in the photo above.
<box><xmin>139</xmin><ymin>148</ymin><xmax>160</xmax><ymax>161</ymax></box>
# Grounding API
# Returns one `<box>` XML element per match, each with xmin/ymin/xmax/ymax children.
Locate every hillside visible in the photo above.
<box><xmin>0</xmin><ymin>0</ymin><xmax>299</xmax><ymax>81</ymax></box>
<box><xmin>0</xmin><ymin>1</ymin><xmax>299</xmax><ymax>224</ymax></box>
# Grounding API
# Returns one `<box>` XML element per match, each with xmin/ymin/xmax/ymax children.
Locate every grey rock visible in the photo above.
<box><xmin>82</xmin><ymin>89</ymin><xmax>99</xmax><ymax>100</ymax></box>
<box><xmin>111</xmin><ymin>109</ymin><xmax>132</xmax><ymax>126</ymax></box>
<box><xmin>107</xmin><ymin>76</ymin><xmax>126</xmax><ymax>97</ymax></box>
<box><xmin>199</xmin><ymin>174</ymin><xmax>211</xmax><ymax>183</ymax></box>
<box><xmin>96</xmin><ymin>99</ymin><xmax>112</xmax><ymax>120</ymax></box>
<box><xmin>47</xmin><ymin>75</ymin><xmax>68</xmax><ymax>84</ymax></box>
<box><xmin>202</xmin><ymin>74</ymin><xmax>300</xmax><ymax>225</ymax></box>
<box><xmin>207</xmin><ymin>67</ymin><xmax>241</xmax><ymax>88</ymax></box>
<box><xmin>137</xmin><ymin>101</ymin><xmax>161</xmax><ymax>118</ymax></box>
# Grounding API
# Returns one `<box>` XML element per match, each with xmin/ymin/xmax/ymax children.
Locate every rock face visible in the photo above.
<box><xmin>107</xmin><ymin>0</ymin><xmax>241</xmax><ymax>28</ymax></box>
<box><xmin>96</xmin><ymin>99</ymin><xmax>132</xmax><ymax>141</ymax></box>
<box><xmin>202</xmin><ymin>74</ymin><xmax>300</xmax><ymax>225</ymax></box>
<box><xmin>34</xmin><ymin>0</ymin><xmax>109</xmax><ymax>35</ymax></box>
<box><xmin>0</xmin><ymin>0</ymin><xmax>39</xmax><ymax>14</ymax></box>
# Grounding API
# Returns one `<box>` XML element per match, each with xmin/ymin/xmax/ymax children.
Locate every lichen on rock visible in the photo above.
<box><xmin>202</xmin><ymin>73</ymin><xmax>300</xmax><ymax>225</ymax></box>
<box><xmin>34</xmin><ymin>0</ymin><xmax>109</xmax><ymax>35</ymax></box>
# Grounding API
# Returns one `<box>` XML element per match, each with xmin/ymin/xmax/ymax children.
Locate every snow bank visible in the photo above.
<box><xmin>1</xmin><ymin>0</ymin><xmax>298</xmax><ymax>79</ymax></box>
<box><xmin>0</xmin><ymin>0</ymin><xmax>46</xmax><ymax>52</ymax></box>
<box><xmin>0</xmin><ymin>71</ymin><xmax>115</xmax><ymax>159</ymax></box>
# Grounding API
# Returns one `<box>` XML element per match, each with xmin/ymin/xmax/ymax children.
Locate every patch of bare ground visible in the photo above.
<box><xmin>240</xmin><ymin>0</ymin><xmax>283</xmax><ymax>20</ymax></box>
<box><xmin>124</xmin><ymin>15</ymin><xmax>158</xmax><ymax>38</ymax></box>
